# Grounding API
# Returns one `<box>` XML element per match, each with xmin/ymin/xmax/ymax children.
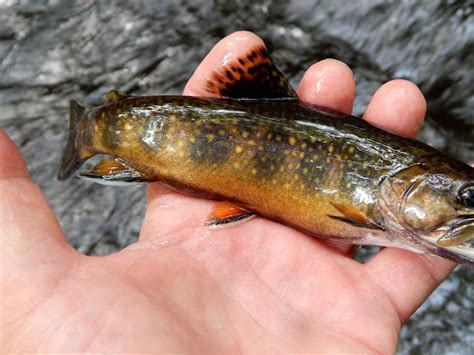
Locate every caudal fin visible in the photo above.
<box><xmin>57</xmin><ymin>100</ymin><xmax>87</xmax><ymax>180</ymax></box>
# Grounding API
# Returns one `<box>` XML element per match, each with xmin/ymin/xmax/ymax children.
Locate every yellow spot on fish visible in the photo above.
<box><xmin>284</xmin><ymin>150</ymin><xmax>290</xmax><ymax>156</ymax></box>
<box><xmin>289</xmin><ymin>137</ymin><xmax>296</xmax><ymax>145</ymax></box>
<box><xmin>312</xmin><ymin>154</ymin><xmax>319</xmax><ymax>161</ymax></box>
<box><xmin>272</xmin><ymin>179</ymin><xmax>277</xmax><ymax>184</ymax></box>
<box><xmin>257</xmin><ymin>146</ymin><xmax>264</xmax><ymax>151</ymax></box>
<box><xmin>235</xmin><ymin>146</ymin><xmax>243</xmax><ymax>154</ymax></box>
<box><xmin>328</xmin><ymin>145</ymin><xmax>334</xmax><ymax>153</ymax></box>
<box><xmin>288</xmin><ymin>163</ymin><xmax>294</xmax><ymax>170</ymax></box>
<box><xmin>248</xmin><ymin>140</ymin><xmax>255</xmax><ymax>145</ymax></box>
<box><xmin>190</xmin><ymin>137</ymin><xmax>196</xmax><ymax>143</ymax></box>
<box><xmin>276</xmin><ymin>135</ymin><xmax>282</xmax><ymax>141</ymax></box>
<box><xmin>284</xmin><ymin>183</ymin><xmax>290</xmax><ymax>189</ymax></box>
<box><xmin>177</xmin><ymin>140</ymin><xmax>184</xmax><ymax>147</ymax></box>
<box><xmin>336</xmin><ymin>155</ymin><xmax>342</xmax><ymax>161</ymax></box>
<box><xmin>207</xmin><ymin>134</ymin><xmax>215</xmax><ymax>142</ymax></box>
<box><xmin>251</xmin><ymin>168</ymin><xmax>257</xmax><ymax>175</ymax></box>
<box><xmin>242</xmin><ymin>131</ymin><xmax>249</xmax><ymax>138</ymax></box>
<box><xmin>294</xmin><ymin>175</ymin><xmax>299</xmax><ymax>181</ymax></box>
<box><xmin>170</xmin><ymin>115</ymin><xmax>177</xmax><ymax>122</ymax></box>
<box><xmin>326</xmin><ymin>157</ymin><xmax>331</xmax><ymax>164</ymax></box>
<box><xmin>178</xmin><ymin>151</ymin><xmax>185</xmax><ymax>158</ymax></box>
<box><xmin>299</xmin><ymin>152</ymin><xmax>305</xmax><ymax>158</ymax></box>
<box><xmin>348</xmin><ymin>146</ymin><xmax>355</xmax><ymax>154</ymax></box>
<box><xmin>256</xmin><ymin>132</ymin><xmax>261</xmax><ymax>138</ymax></box>
<box><xmin>310</xmin><ymin>137</ymin><xmax>316</xmax><ymax>143</ymax></box>
<box><xmin>218</xmin><ymin>129</ymin><xmax>226</xmax><ymax>136</ymax></box>
<box><xmin>270</xmin><ymin>165</ymin><xmax>275</xmax><ymax>171</ymax></box>
<box><xmin>267</xmin><ymin>133</ymin><xmax>272</xmax><ymax>140</ymax></box>
<box><xmin>233</xmin><ymin>162</ymin><xmax>241</xmax><ymax>169</ymax></box>
<box><xmin>280</xmin><ymin>166</ymin><xmax>285</xmax><ymax>172</ymax></box>
<box><xmin>301</xmin><ymin>143</ymin><xmax>307</xmax><ymax>149</ymax></box>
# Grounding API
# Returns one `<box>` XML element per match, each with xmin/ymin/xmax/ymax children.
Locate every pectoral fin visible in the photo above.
<box><xmin>206</xmin><ymin>202</ymin><xmax>255</xmax><ymax>227</ymax></box>
<box><xmin>329</xmin><ymin>203</ymin><xmax>383</xmax><ymax>230</ymax></box>
<box><xmin>78</xmin><ymin>159</ymin><xmax>147</xmax><ymax>186</ymax></box>
<box><xmin>205</xmin><ymin>45</ymin><xmax>297</xmax><ymax>99</ymax></box>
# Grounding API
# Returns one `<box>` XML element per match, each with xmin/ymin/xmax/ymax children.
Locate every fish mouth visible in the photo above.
<box><xmin>420</xmin><ymin>215</ymin><xmax>474</xmax><ymax>266</ymax></box>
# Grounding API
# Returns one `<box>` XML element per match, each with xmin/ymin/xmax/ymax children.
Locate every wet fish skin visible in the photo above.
<box><xmin>58</xmin><ymin>95</ymin><xmax>474</xmax><ymax>265</ymax></box>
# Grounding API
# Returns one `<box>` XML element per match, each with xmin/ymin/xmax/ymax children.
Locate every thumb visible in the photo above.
<box><xmin>0</xmin><ymin>129</ymin><xmax>79</xmax><ymax>317</ymax></box>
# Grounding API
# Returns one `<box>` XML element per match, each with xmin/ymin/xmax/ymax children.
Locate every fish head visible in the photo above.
<box><xmin>379</xmin><ymin>161</ymin><xmax>474</xmax><ymax>265</ymax></box>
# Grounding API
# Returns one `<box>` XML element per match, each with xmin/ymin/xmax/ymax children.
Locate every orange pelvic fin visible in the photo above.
<box><xmin>206</xmin><ymin>202</ymin><xmax>254</xmax><ymax>227</ymax></box>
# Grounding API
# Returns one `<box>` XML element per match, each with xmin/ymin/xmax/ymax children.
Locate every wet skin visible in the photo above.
<box><xmin>69</xmin><ymin>93</ymin><xmax>473</xmax><ymax>263</ymax></box>
<box><xmin>1</xmin><ymin>31</ymin><xmax>458</xmax><ymax>353</ymax></box>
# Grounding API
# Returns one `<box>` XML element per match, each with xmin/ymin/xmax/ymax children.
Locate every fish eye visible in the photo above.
<box><xmin>458</xmin><ymin>184</ymin><xmax>474</xmax><ymax>208</ymax></box>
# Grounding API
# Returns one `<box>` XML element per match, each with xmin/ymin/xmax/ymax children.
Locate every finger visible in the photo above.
<box><xmin>141</xmin><ymin>31</ymin><xmax>265</xmax><ymax>241</ymax></box>
<box><xmin>0</xmin><ymin>130</ymin><xmax>80</xmax><ymax>333</ymax></box>
<box><xmin>363</xmin><ymin>79</ymin><xmax>426</xmax><ymax>138</ymax></box>
<box><xmin>0</xmin><ymin>130</ymin><xmax>76</xmax><ymax>264</ymax></box>
<box><xmin>362</xmin><ymin>82</ymin><xmax>455</xmax><ymax>322</ymax></box>
<box><xmin>365</xmin><ymin>250</ymin><xmax>454</xmax><ymax>323</ymax></box>
<box><xmin>297</xmin><ymin>58</ymin><xmax>356</xmax><ymax>115</ymax></box>
<box><xmin>297</xmin><ymin>59</ymin><xmax>356</xmax><ymax>255</ymax></box>
<box><xmin>141</xmin><ymin>183</ymin><xmax>213</xmax><ymax>242</ymax></box>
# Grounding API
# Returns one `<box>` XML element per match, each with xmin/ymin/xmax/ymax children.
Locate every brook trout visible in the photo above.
<box><xmin>58</xmin><ymin>45</ymin><xmax>474</xmax><ymax>265</ymax></box>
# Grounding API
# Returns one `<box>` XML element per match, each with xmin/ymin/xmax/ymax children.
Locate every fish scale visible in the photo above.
<box><xmin>58</xmin><ymin>45</ymin><xmax>474</xmax><ymax>265</ymax></box>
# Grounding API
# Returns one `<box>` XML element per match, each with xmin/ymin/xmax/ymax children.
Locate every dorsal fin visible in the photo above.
<box><xmin>205</xmin><ymin>45</ymin><xmax>297</xmax><ymax>99</ymax></box>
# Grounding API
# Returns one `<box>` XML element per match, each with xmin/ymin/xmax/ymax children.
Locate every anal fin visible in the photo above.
<box><xmin>207</xmin><ymin>202</ymin><xmax>254</xmax><ymax>227</ymax></box>
<box><xmin>78</xmin><ymin>159</ymin><xmax>147</xmax><ymax>186</ymax></box>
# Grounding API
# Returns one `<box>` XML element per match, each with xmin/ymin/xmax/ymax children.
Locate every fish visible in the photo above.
<box><xmin>57</xmin><ymin>45</ymin><xmax>474</xmax><ymax>265</ymax></box>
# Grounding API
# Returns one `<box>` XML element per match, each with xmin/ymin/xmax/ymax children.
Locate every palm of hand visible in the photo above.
<box><xmin>2</xmin><ymin>32</ymin><xmax>453</xmax><ymax>353</ymax></box>
<box><xmin>5</xmin><ymin>203</ymin><xmax>400</xmax><ymax>353</ymax></box>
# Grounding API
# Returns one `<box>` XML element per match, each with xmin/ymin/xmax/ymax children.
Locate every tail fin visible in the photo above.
<box><xmin>57</xmin><ymin>100</ymin><xmax>87</xmax><ymax>180</ymax></box>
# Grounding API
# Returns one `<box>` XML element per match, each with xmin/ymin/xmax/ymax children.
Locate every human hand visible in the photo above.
<box><xmin>1</xmin><ymin>31</ymin><xmax>454</xmax><ymax>353</ymax></box>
